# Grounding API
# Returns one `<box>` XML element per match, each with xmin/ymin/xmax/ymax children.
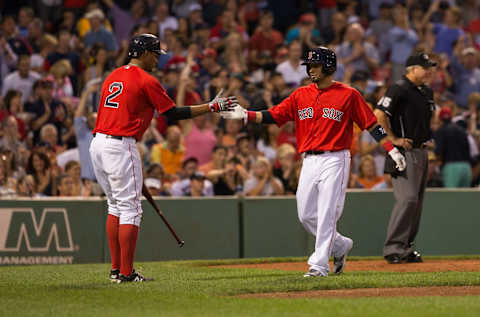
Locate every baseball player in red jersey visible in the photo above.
<box><xmin>89</xmin><ymin>34</ymin><xmax>238</xmax><ymax>283</ymax></box>
<box><xmin>222</xmin><ymin>47</ymin><xmax>406</xmax><ymax>277</ymax></box>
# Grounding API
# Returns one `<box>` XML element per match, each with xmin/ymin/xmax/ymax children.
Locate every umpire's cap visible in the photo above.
<box><xmin>301</xmin><ymin>47</ymin><xmax>337</xmax><ymax>75</ymax></box>
<box><xmin>128</xmin><ymin>33</ymin><xmax>167</xmax><ymax>58</ymax></box>
<box><xmin>405</xmin><ymin>52</ymin><xmax>437</xmax><ymax>68</ymax></box>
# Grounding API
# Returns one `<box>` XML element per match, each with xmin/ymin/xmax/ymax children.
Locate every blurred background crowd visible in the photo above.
<box><xmin>0</xmin><ymin>0</ymin><xmax>479</xmax><ymax>197</ymax></box>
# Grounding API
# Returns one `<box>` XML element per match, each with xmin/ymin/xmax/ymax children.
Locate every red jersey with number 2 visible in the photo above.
<box><xmin>94</xmin><ymin>65</ymin><xmax>175</xmax><ymax>141</ymax></box>
<box><xmin>269</xmin><ymin>82</ymin><xmax>377</xmax><ymax>153</ymax></box>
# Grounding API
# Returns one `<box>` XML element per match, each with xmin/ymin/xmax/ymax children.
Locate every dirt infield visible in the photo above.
<box><xmin>216</xmin><ymin>259</ymin><xmax>480</xmax><ymax>298</ymax></box>
<box><xmin>216</xmin><ymin>259</ymin><xmax>480</xmax><ymax>273</ymax></box>
<box><xmin>238</xmin><ymin>286</ymin><xmax>480</xmax><ymax>299</ymax></box>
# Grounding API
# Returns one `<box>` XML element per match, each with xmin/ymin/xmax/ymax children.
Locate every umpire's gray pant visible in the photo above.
<box><xmin>383</xmin><ymin>149</ymin><xmax>428</xmax><ymax>258</ymax></box>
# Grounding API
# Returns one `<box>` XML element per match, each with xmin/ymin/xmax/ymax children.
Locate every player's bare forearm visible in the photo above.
<box><xmin>189</xmin><ymin>104</ymin><xmax>211</xmax><ymax>117</ymax></box>
<box><xmin>251</xmin><ymin>111</ymin><xmax>263</xmax><ymax>123</ymax></box>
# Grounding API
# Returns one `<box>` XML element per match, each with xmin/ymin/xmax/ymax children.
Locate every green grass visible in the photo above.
<box><xmin>1</xmin><ymin>257</ymin><xmax>480</xmax><ymax>317</ymax></box>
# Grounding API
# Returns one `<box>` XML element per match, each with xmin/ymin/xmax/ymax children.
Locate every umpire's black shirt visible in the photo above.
<box><xmin>376</xmin><ymin>76</ymin><xmax>435</xmax><ymax>148</ymax></box>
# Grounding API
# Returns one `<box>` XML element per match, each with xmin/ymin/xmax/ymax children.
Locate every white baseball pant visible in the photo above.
<box><xmin>296</xmin><ymin>150</ymin><xmax>352</xmax><ymax>274</ymax></box>
<box><xmin>89</xmin><ymin>132</ymin><xmax>143</xmax><ymax>226</ymax></box>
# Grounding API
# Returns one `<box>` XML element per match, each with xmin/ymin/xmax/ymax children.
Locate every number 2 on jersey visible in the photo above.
<box><xmin>104</xmin><ymin>82</ymin><xmax>123</xmax><ymax>108</ymax></box>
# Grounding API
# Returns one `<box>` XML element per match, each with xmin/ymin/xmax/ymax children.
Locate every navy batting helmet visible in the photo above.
<box><xmin>128</xmin><ymin>33</ymin><xmax>166</xmax><ymax>58</ymax></box>
<box><xmin>302</xmin><ymin>47</ymin><xmax>337</xmax><ymax>76</ymax></box>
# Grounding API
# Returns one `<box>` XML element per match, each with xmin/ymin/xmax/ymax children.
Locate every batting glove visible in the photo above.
<box><xmin>388</xmin><ymin>147</ymin><xmax>406</xmax><ymax>171</ymax></box>
<box><xmin>220</xmin><ymin>104</ymin><xmax>247</xmax><ymax>125</ymax></box>
<box><xmin>208</xmin><ymin>89</ymin><xmax>238</xmax><ymax>112</ymax></box>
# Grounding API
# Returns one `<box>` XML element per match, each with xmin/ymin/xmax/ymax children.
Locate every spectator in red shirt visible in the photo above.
<box><xmin>209</xmin><ymin>9</ymin><xmax>248</xmax><ymax>51</ymax></box>
<box><xmin>249</xmin><ymin>11</ymin><xmax>284</xmax><ymax>68</ymax></box>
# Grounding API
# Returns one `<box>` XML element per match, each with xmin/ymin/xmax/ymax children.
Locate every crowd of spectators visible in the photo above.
<box><xmin>0</xmin><ymin>0</ymin><xmax>479</xmax><ymax>197</ymax></box>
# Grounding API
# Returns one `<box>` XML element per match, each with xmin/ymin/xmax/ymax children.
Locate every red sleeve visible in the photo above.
<box><xmin>350</xmin><ymin>89</ymin><xmax>377</xmax><ymax>130</ymax></box>
<box><xmin>144</xmin><ymin>76</ymin><xmax>176</xmax><ymax>114</ymax></box>
<box><xmin>268</xmin><ymin>93</ymin><xmax>296</xmax><ymax>126</ymax></box>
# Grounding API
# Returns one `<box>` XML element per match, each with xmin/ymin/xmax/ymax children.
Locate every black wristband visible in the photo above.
<box><xmin>369</xmin><ymin>124</ymin><xmax>388</xmax><ymax>143</ymax></box>
<box><xmin>260</xmin><ymin>110</ymin><xmax>277</xmax><ymax>124</ymax></box>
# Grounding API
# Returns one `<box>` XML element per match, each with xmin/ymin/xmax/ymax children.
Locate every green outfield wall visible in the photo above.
<box><xmin>0</xmin><ymin>190</ymin><xmax>478</xmax><ymax>265</ymax></box>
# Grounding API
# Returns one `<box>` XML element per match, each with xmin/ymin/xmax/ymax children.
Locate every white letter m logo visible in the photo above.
<box><xmin>0</xmin><ymin>208</ymin><xmax>74</xmax><ymax>252</ymax></box>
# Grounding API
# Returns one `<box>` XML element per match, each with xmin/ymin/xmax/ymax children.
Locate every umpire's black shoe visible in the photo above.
<box><xmin>110</xmin><ymin>269</ymin><xmax>120</xmax><ymax>282</ymax></box>
<box><xmin>406</xmin><ymin>251</ymin><xmax>423</xmax><ymax>263</ymax></box>
<box><xmin>117</xmin><ymin>269</ymin><xmax>153</xmax><ymax>283</ymax></box>
<box><xmin>385</xmin><ymin>254</ymin><xmax>405</xmax><ymax>264</ymax></box>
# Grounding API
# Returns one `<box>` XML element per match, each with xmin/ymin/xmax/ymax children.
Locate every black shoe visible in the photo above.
<box><xmin>110</xmin><ymin>269</ymin><xmax>120</xmax><ymax>282</ymax></box>
<box><xmin>406</xmin><ymin>251</ymin><xmax>423</xmax><ymax>263</ymax></box>
<box><xmin>117</xmin><ymin>269</ymin><xmax>153</xmax><ymax>283</ymax></box>
<box><xmin>385</xmin><ymin>254</ymin><xmax>405</xmax><ymax>264</ymax></box>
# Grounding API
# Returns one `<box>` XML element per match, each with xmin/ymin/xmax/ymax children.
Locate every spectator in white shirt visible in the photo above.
<box><xmin>275</xmin><ymin>40</ymin><xmax>307</xmax><ymax>87</ymax></box>
<box><xmin>2</xmin><ymin>55</ymin><xmax>41</xmax><ymax>105</ymax></box>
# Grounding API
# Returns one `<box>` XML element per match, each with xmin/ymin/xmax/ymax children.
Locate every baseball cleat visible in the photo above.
<box><xmin>333</xmin><ymin>238</ymin><xmax>353</xmax><ymax>275</ymax></box>
<box><xmin>116</xmin><ymin>269</ymin><xmax>153</xmax><ymax>283</ymax></box>
<box><xmin>110</xmin><ymin>269</ymin><xmax>120</xmax><ymax>282</ymax></box>
<box><xmin>303</xmin><ymin>268</ymin><xmax>327</xmax><ymax>277</ymax></box>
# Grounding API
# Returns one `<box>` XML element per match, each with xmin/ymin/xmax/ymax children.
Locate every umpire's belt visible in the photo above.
<box><xmin>93</xmin><ymin>133</ymin><xmax>123</xmax><ymax>140</ymax></box>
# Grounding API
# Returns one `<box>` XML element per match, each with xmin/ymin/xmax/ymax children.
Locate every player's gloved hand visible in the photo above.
<box><xmin>388</xmin><ymin>147</ymin><xmax>406</xmax><ymax>171</ymax></box>
<box><xmin>208</xmin><ymin>89</ymin><xmax>238</xmax><ymax>112</ymax></box>
<box><xmin>220</xmin><ymin>104</ymin><xmax>247</xmax><ymax>125</ymax></box>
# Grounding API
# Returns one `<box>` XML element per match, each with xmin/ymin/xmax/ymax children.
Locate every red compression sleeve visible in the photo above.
<box><xmin>382</xmin><ymin>140</ymin><xmax>394</xmax><ymax>152</ymax></box>
<box><xmin>247</xmin><ymin>111</ymin><xmax>256</xmax><ymax>122</ymax></box>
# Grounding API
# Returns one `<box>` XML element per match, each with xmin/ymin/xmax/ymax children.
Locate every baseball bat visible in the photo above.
<box><xmin>142</xmin><ymin>183</ymin><xmax>185</xmax><ymax>247</ymax></box>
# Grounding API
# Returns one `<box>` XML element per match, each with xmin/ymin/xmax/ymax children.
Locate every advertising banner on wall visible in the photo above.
<box><xmin>0</xmin><ymin>200</ymin><xmax>106</xmax><ymax>265</ymax></box>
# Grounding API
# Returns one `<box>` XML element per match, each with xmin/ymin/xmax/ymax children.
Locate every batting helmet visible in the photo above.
<box><xmin>128</xmin><ymin>33</ymin><xmax>166</xmax><ymax>58</ymax></box>
<box><xmin>301</xmin><ymin>47</ymin><xmax>337</xmax><ymax>76</ymax></box>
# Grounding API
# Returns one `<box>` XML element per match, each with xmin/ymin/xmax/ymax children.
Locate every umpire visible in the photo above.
<box><xmin>374</xmin><ymin>52</ymin><xmax>436</xmax><ymax>264</ymax></box>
